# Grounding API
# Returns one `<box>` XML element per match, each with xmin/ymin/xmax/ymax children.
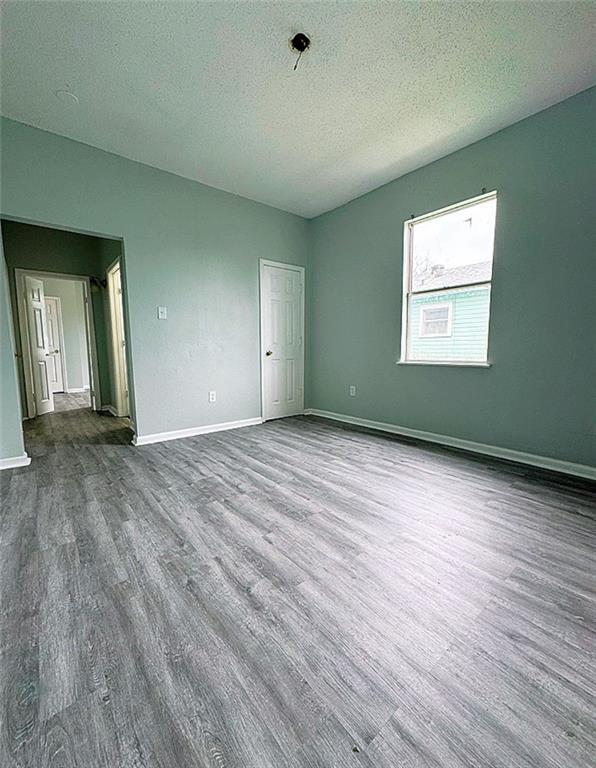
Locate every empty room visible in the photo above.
<box><xmin>0</xmin><ymin>2</ymin><xmax>594</xmax><ymax>767</ymax></box>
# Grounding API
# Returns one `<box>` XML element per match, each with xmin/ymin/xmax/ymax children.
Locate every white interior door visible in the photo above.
<box><xmin>24</xmin><ymin>275</ymin><xmax>54</xmax><ymax>415</ymax></box>
<box><xmin>107</xmin><ymin>262</ymin><xmax>129</xmax><ymax>417</ymax></box>
<box><xmin>44</xmin><ymin>296</ymin><xmax>65</xmax><ymax>393</ymax></box>
<box><xmin>260</xmin><ymin>261</ymin><xmax>304</xmax><ymax>421</ymax></box>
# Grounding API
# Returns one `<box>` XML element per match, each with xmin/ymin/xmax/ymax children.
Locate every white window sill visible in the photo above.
<box><xmin>397</xmin><ymin>360</ymin><xmax>491</xmax><ymax>368</ymax></box>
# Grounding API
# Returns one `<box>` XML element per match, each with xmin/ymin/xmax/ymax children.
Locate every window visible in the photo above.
<box><xmin>419</xmin><ymin>303</ymin><xmax>452</xmax><ymax>337</ymax></box>
<box><xmin>400</xmin><ymin>192</ymin><xmax>497</xmax><ymax>364</ymax></box>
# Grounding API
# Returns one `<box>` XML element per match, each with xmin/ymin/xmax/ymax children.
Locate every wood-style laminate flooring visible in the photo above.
<box><xmin>1</xmin><ymin>403</ymin><xmax>595</xmax><ymax>767</ymax></box>
<box><xmin>53</xmin><ymin>392</ymin><xmax>91</xmax><ymax>412</ymax></box>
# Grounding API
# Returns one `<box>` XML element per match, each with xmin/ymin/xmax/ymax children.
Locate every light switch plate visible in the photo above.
<box><xmin>157</xmin><ymin>306</ymin><xmax>167</xmax><ymax>320</ymax></box>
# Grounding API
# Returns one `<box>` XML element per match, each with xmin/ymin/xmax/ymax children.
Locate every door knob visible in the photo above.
<box><xmin>265</xmin><ymin>350</ymin><xmax>273</xmax><ymax>356</ymax></box>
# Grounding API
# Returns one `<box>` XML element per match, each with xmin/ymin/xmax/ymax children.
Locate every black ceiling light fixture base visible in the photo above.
<box><xmin>290</xmin><ymin>33</ymin><xmax>311</xmax><ymax>70</ymax></box>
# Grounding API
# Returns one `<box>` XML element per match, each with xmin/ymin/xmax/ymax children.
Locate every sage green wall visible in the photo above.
<box><xmin>1</xmin><ymin>220</ymin><xmax>114</xmax><ymax>407</ymax></box>
<box><xmin>1</xmin><ymin>118</ymin><xmax>309</xmax><ymax>444</ymax></box>
<box><xmin>41</xmin><ymin>277</ymin><xmax>89</xmax><ymax>391</ymax></box>
<box><xmin>308</xmin><ymin>87</ymin><xmax>596</xmax><ymax>467</ymax></box>
<box><xmin>2</xmin><ymin>90</ymin><xmax>593</xmax><ymax>466</ymax></box>
<box><xmin>0</xmin><ymin>235</ymin><xmax>26</xmax><ymax>460</ymax></box>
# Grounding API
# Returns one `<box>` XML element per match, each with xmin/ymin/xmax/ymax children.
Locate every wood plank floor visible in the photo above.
<box><xmin>1</xmin><ymin>402</ymin><xmax>595</xmax><ymax>767</ymax></box>
<box><xmin>53</xmin><ymin>392</ymin><xmax>92</xmax><ymax>412</ymax></box>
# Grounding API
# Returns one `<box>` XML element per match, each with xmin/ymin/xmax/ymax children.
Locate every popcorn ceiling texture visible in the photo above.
<box><xmin>1</xmin><ymin>1</ymin><xmax>595</xmax><ymax>218</ymax></box>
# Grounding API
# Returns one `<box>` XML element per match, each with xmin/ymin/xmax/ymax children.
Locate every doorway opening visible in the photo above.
<box><xmin>1</xmin><ymin>218</ymin><xmax>133</xmax><ymax>446</ymax></box>
<box><xmin>259</xmin><ymin>259</ymin><xmax>305</xmax><ymax>421</ymax></box>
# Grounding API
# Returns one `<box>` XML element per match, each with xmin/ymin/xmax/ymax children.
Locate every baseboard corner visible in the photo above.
<box><xmin>0</xmin><ymin>452</ymin><xmax>32</xmax><ymax>471</ymax></box>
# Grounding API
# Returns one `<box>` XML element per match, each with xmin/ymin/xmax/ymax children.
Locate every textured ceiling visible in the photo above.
<box><xmin>1</xmin><ymin>1</ymin><xmax>595</xmax><ymax>218</ymax></box>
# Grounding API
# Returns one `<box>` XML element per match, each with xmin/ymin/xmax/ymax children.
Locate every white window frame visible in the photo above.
<box><xmin>399</xmin><ymin>190</ymin><xmax>496</xmax><ymax>367</ymax></box>
<box><xmin>418</xmin><ymin>302</ymin><xmax>453</xmax><ymax>338</ymax></box>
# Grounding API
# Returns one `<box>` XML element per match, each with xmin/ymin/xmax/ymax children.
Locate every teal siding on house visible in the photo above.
<box><xmin>408</xmin><ymin>285</ymin><xmax>490</xmax><ymax>362</ymax></box>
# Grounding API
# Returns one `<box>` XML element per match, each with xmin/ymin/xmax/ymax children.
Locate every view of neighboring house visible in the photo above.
<box><xmin>407</xmin><ymin>261</ymin><xmax>492</xmax><ymax>363</ymax></box>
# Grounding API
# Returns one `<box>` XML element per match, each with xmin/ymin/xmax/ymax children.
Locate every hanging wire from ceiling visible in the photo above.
<box><xmin>290</xmin><ymin>33</ymin><xmax>311</xmax><ymax>71</ymax></box>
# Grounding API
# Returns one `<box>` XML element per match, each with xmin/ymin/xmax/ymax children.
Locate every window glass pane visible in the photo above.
<box><xmin>410</xmin><ymin>197</ymin><xmax>496</xmax><ymax>292</ymax></box>
<box><xmin>407</xmin><ymin>285</ymin><xmax>491</xmax><ymax>362</ymax></box>
<box><xmin>420</xmin><ymin>305</ymin><xmax>450</xmax><ymax>337</ymax></box>
<box><xmin>423</xmin><ymin>306</ymin><xmax>449</xmax><ymax>322</ymax></box>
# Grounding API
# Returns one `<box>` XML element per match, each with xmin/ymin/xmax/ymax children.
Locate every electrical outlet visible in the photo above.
<box><xmin>349</xmin><ymin>385</ymin><xmax>357</xmax><ymax>397</ymax></box>
<box><xmin>208</xmin><ymin>391</ymin><xmax>216</xmax><ymax>403</ymax></box>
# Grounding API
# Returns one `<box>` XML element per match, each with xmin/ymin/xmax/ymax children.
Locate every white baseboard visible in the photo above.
<box><xmin>304</xmin><ymin>409</ymin><xmax>596</xmax><ymax>482</ymax></box>
<box><xmin>0</xmin><ymin>453</ymin><xmax>31</xmax><ymax>471</ymax></box>
<box><xmin>133</xmin><ymin>416</ymin><xmax>264</xmax><ymax>446</ymax></box>
<box><xmin>66</xmin><ymin>387</ymin><xmax>88</xmax><ymax>393</ymax></box>
<box><xmin>101</xmin><ymin>405</ymin><xmax>119</xmax><ymax>417</ymax></box>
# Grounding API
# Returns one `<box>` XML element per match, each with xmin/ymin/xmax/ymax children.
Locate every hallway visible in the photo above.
<box><xmin>22</xmin><ymin>395</ymin><xmax>131</xmax><ymax>454</ymax></box>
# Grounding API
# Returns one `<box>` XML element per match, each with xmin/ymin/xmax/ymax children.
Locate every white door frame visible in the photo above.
<box><xmin>15</xmin><ymin>269</ymin><xmax>101</xmax><ymax>418</ymax></box>
<box><xmin>259</xmin><ymin>259</ymin><xmax>305</xmax><ymax>421</ymax></box>
<box><xmin>44</xmin><ymin>295</ymin><xmax>68</xmax><ymax>392</ymax></box>
<box><xmin>106</xmin><ymin>258</ymin><xmax>129</xmax><ymax>417</ymax></box>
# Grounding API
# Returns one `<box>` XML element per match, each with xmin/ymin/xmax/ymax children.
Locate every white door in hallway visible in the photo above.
<box><xmin>24</xmin><ymin>275</ymin><xmax>54</xmax><ymax>415</ymax></box>
<box><xmin>107</xmin><ymin>261</ymin><xmax>129</xmax><ymax>417</ymax></box>
<box><xmin>260</xmin><ymin>260</ymin><xmax>304</xmax><ymax>421</ymax></box>
<box><xmin>44</xmin><ymin>296</ymin><xmax>65</xmax><ymax>393</ymax></box>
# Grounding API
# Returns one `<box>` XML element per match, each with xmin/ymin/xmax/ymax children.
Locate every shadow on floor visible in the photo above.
<box><xmin>24</xmin><ymin>394</ymin><xmax>133</xmax><ymax>450</ymax></box>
